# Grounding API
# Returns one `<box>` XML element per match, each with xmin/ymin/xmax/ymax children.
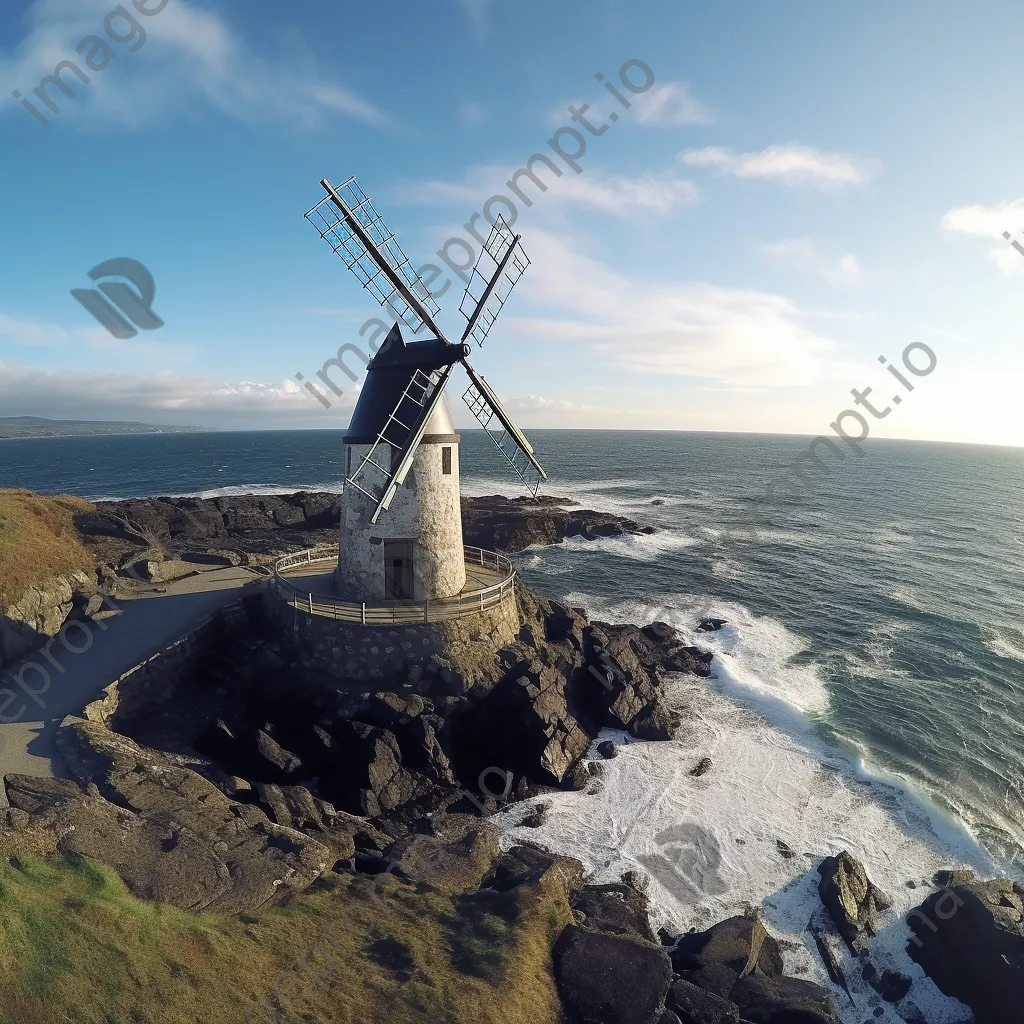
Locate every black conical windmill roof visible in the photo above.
<box><xmin>343</xmin><ymin>323</ymin><xmax>467</xmax><ymax>443</ymax></box>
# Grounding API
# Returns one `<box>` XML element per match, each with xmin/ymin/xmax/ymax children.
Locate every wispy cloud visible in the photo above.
<box><xmin>390</xmin><ymin>165</ymin><xmax>699</xmax><ymax>217</ymax></box>
<box><xmin>0</xmin><ymin>359</ymin><xmax>342</xmax><ymax>423</ymax></box>
<box><xmin>506</xmin><ymin>395</ymin><xmax>600</xmax><ymax>413</ymax></box>
<box><xmin>633</xmin><ymin>81</ymin><xmax>713</xmax><ymax>127</ymax></box>
<box><xmin>940</xmin><ymin>200</ymin><xmax>1024</xmax><ymax>275</ymax></box>
<box><xmin>510</xmin><ymin>231</ymin><xmax>846</xmax><ymax>389</ymax></box>
<box><xmin>0</xmin><ymin>0</ymin><xmax>394</xmax><ymax>129</ymax></box>
<box><xmin>458</xmin><ymin>99</ymin><xmax>486</xmax><ymax>126</ymax></box>
<box><xmin>679</xmin><ymin>144</ymin><xmax>877</xmax><ymax>191</ymax></box>
<box><xmin>763</xmin><ymin>238</ymin><xmax>862</xmax><ymax>285</ymax></box>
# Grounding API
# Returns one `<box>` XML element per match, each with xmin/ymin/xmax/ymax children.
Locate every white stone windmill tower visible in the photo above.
<box><xmin>305</xmin><ymin>177</ymin><xmax>546</xmax><ymax>606</ymax></box>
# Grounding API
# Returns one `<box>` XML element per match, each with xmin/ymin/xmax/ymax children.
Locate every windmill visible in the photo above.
<box><xmin>305</xmin><ymin>177</ymin><xmax>547</xmax><ymax>603</ymax></box>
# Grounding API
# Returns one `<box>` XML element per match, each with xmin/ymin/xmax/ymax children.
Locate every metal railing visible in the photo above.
<box><xmin>272</xmin><ymin>545</ymin><xmax>516</xmax><ymax>624</ymax></box>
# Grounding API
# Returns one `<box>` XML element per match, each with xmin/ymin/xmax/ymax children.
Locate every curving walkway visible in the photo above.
<box><xmin>0</xmin><ymin>566</ymin><xmax>260</xmax><ymax>798</ymax></box>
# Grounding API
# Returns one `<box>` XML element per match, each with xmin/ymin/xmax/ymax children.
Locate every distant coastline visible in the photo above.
<box><xmin>0</xmin><ymin>416</ymin><xmax>208</xmax><ymax>440</ymax></box>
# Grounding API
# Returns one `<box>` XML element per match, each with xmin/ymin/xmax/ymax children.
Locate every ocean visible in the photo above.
<box><xmin>4</xmin><ymin>427</ymin><xmax>1022</xmax><ymax>1020</ymax></box>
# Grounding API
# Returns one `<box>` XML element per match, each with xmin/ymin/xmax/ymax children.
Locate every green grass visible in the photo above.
<box><xmin>0</xmin><ymin>854</ymin><xmax>572</xmax><ymax>1024</ymax></box>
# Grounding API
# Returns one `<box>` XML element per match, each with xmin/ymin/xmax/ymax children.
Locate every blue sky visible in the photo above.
<box><xmin>2</xmin><ymin>0</ymin><xmax>1024</xmax><ymax>444</ymax></box>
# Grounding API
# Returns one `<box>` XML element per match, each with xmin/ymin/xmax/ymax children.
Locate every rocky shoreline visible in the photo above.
<box><xmin>74</xmin><ymin>491</ymin><xmax>654</xmax><ymax>574</ymax></box>
<box><xmin>0</xmin><ymin>490</ymin><xmax>1019</xmax><ymax>1022</ymax></box>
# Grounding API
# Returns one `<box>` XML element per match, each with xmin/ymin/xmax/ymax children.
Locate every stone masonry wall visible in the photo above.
<box><xmin>274</xmin><ymin>586</ymin><xmax>520</xmax><ymax>684</ymax></box>
<box><xmin>81</xmin><ymin>598</ymin><xmax>251</xmax><ymax>730</ymax></box>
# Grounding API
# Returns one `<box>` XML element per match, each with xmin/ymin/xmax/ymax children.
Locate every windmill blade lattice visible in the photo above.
<box><xmin>306</xmin><ymin>177</ymin><xmax>442</xmax><ymax>337</ymax></box>
<box><xmin>462</xmin><ymin>362</ymin><xmax>547</xmax><ymax>496</ymax></box>
<box><xmin>459</xmin><ymin>216</ymin><xmax>530</xmax><ymax>348</ymax></box>
<box><xmin>347</xmin><ymin>363</ymin><xmax>456</xmax><ymax>524</ymax></box>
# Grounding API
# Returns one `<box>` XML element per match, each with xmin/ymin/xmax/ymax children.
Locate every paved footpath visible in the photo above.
<box><xmin>0</xmin><ymin>567</ymin><xmax>261</xmax><ymax>796</ymax></box>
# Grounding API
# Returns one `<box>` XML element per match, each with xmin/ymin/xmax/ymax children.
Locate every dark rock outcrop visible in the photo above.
<box><xmin>572</xmin><ymin>883</ymin><xmax>658</xmax><ymax>943</ymax></box>
<box><xmin>817</xmin><ymin>850</ymin><xmax>892</xmax><ymax>950</ymax></box>
<box><xmin>665</xmin><ymin>977</ymin><xmax>740</xmax><ymax>1023</ymax></box>
<box><xmin>729</xmin><ymin>975</ymin><xmax>842</xmax><ymax>1024</ymax></box>
<box><xmin>554</xmin><ymin>924</ymin><xmax>673</xmax><ymax>1024</ymax></box>
<box><xmin>670</xmin><ymin>915</ymin><xmax>784</xmax><ymax>982</ymax></box>
<box><xmin>79</xmin><ymin>491</ymin><xmax>654</xmax><ymax>563</ymax></box>
<box><xmin>907</xmin><ymin>877</ymin><xmax>1024</xmax><ymax>1024</ymax></box>
<box><xmin>462</xmin><ymin>494</ymin><xmax>655</xmax><ymax>552</ymax></box>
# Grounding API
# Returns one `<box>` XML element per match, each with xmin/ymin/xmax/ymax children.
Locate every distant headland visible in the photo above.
<box><xmin>0</xmin><ymin>416</ymin><xmax>208</xmax><ymax>439</ymax></box>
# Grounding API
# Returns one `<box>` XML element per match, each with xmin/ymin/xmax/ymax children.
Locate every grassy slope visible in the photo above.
<box><xmin>0</xmin><ymin>855</ymin><xmax>570</xmax><ymax>1024</ymax></box>
<box><xmin>0</xmin><ymin>490</ymin><xmax>96</xmax><ymax>610</ymax></box>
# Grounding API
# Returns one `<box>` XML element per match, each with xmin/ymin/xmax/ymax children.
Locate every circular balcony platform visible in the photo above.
<box><xmin>273</xmin><ymin>545</ymin><xmax>515</xmax><ymax>624</ymax></box>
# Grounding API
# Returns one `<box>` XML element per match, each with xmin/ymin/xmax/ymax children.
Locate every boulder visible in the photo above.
<box><xmin>254</xmin><ymin>784</ymin><xmax>325</xmax><ymax>831</ymax></box>
<box><xmin>817</xmin><ymin>850</ymin><xmax>892</xmax><ymax>950</ymax></box>
<box><xmin>384</xmin><ymin>826</ymin><xmax>500</xmax><ymax>893</ymax></box>
<box><xmin>907</xmin><ymin>878</ymin><xmax>1024</xmax><ymax>1024</ymax></box>
<box><xmin>572</xmin><ymin>882</ymin><xmax>657</xmax><ymax>943</ymax></box>
<box><xmin>597</xmin><ymin>740</ymin><xmax>618</xmax><ymax>759</ymax></box>
<box><xmin>689</xmin><ymin>757</ymin><xmax>713</xmax><ymax>778</ymax></box>
<box><xmin>254</xmin><ymin>729</ymin><xmax>302</xmax><ymax>777</ymax></box>
<box><xmin>554</xmin><ymin>924</ymin><xmax>673</xmax><ymax>1024</ymax></box>
<box><xmin>665</xmin><ymin>978</ymin><xmax>739</xmax><ymax>1023</ymax></box>
<box><xmin>323</xmin><ymin>720</ymin><xmax>423</xmax><ymax>816</ymax></box>
<box><xmin>670</xmin><ymin>915</ymin><xmax>784</xmax><ymax>980</ymax></box>
<box><xmin>728</xmin><ymin>975</ymin><xmax>841</xmax><ymax>1024</ymax></box>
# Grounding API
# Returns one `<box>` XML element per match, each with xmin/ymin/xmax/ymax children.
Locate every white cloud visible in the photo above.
<box><xmin>940</xmin><ymin>200</ymin><xmax>1024</xmax><ymax>274</ymax></box>
<box><xmin>0</xmin><ymin>359</ymin><xmax>346</xmax><ymax>424</ymax></box>
<box><xmin>0</xmin><ymin>0</ymin><xmax>393</xmax><ymax>129</ymax></box>
<box><xmin>763</xmin><ymin>238</ymin><xmax>862</xmax><ymax>286</ymax></box>
<box><xmin>679</xmin><ymin>144</ymin><xmax>877</xmax><ymax>191</ymax></box>
<box><xmin>390</xmin><ymin>164</ymin><xmax>699</xmax><ymax>217</ymax></box>
<box><xmin>940</xmin><ymin>199</ymin><xmax>1024</xmax><ymax>237</ymax></box>
<box><xmin>509</xmin><ymin>231</ymin><xmax>844</xmax><ymax>389</ymax></box>
<box><xmin>633</xmin><ymin>81</ymin><xmax>713</xmax><ymax>127</ymax></box>
<box><xmin>505</xmin><ymin>395</ymin><xmax>600</xmax><ymax>413</ymax></box>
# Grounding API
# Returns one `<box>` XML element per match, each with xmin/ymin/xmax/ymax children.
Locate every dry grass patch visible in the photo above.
<box><xmin>0</xmin><ymin>490</ymin><xmax>95</xmax><ymax>609</ymax></box>
<box><xmin>0</xmin><ymin>854</ymin><xmax>572</xmax><ymax>1024</ymax></box>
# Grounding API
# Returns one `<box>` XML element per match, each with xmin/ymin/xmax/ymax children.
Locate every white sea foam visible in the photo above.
<box><xmin>497</xmin><ymin>673</ymin><xmax>989</xmax><ymax>1024</ymax></box>
<box><xmin>496</xmin><ymin>564</ymin><xmax>995</xmax><ymax>1024</ymax></box>
<box><xmin>985</xmin><ymin>625</ymin><xmax>1024</xmax><ymax>662</ymax></box>
<box><xmin>564</xmin><ymin>591</ymin><xmax>831</xmax><ymax>719</ymax></box>
<box><xmin>552</xmin><ymin>530</ymin><xmax>701</xmax><ymax>560</ymax></box>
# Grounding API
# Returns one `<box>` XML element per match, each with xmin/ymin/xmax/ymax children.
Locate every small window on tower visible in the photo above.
<box><xmin>345</xmin><ymin>446</ymin><xmax>352</xmax><ymax>476</ymax></box>
<box><xmin>442</xmin><ymin>446</ymin><xmax>452</xmax><ymax>475</ymax></box>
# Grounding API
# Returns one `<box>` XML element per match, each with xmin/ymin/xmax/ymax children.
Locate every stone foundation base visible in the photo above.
<box><xmin>270</xmin><ymin>587</ymin><xmax>520</xmax><ymax>684</ymax></box>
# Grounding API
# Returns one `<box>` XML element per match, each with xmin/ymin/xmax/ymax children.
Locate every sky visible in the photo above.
<box><xmin>1</xmin><ymin>0</ymin><xmax>1024</xmax><ymax>444</ymax></box>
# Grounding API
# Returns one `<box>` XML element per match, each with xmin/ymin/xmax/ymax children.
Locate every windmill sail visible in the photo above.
<box><xmin>306</xmin><ymin>177</ymin><xmax>443</xmax><ymax>338</ymax></box>
<box><xmin>347</xmin><ymin>362</ymin><xmax>456</xmax><ymax>524</ymax></box>
<box><xmin>459</xmin><ymin>216</ymin><xmax>530</xmax><ymax>348</ymax></box>
<box><xmin>462</xmin><ymin>362</ymin><xmax>547</xmax><ymax>495</ymax></box>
